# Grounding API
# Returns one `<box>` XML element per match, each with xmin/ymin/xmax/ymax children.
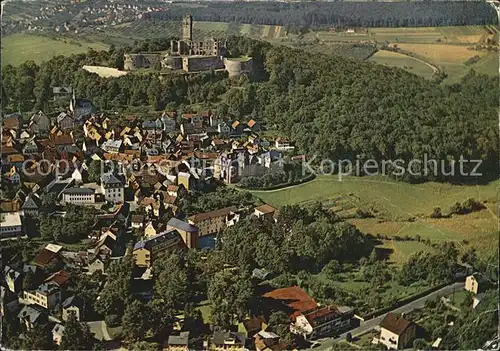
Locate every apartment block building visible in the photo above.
<box><xmin>23</xmin><ymin>282</ymin><xmax>62</xmax><ymax>311</ymax></box>
<box><xmin>187</xmin><ymin>206</ymin><xmax>237</xmax><ymax>236</ymax></box>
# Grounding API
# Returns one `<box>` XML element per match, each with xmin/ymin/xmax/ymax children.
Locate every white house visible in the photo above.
<box><xmin>101</xmin><ymin>173</ymin><xmax>125</xmax><ymax>203</ymax></box>
<box><xmin>291</xmin><ymin>306</ymin><xmax>353</xmax><ymax>340</ymax></box>
<box><xmin>23</xmin><ymin>282</ymin><xmax>62</xmax><ymax>310</ymax></box>
<box><xmin>0</xmin><ymin>212</ymin><xmax>23</xmax><ymax>238</ymax></box>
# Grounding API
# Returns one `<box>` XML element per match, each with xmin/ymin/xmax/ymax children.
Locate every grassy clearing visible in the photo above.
<box><xmin>251</xmin><ymin>176</ymin><xmax>498</xmax><ymax>255</ymax></box>
<box><xmin>251</xmin><ymin>175</ymin><xmax>498</xmax><ymax>218</ymax></box>
<box><xmin>395</xmin><ymin>43</ymin><xmax>488</xmax><ymax>63</ymax></box>
<box><xmin>375</xmin><ymin>239</ymin><xmax>436</xmax><ymax>265</ymax></box>
<box><xmin>82</xmin><ymin>65</ymin><xmax>129</xmax><ymax>78</ymax></box>
<box><xmin>315</xmin><ymin>270</ymin><xmax>432</xmax><ymax>306</ymax></box>
<box><xmin>369</xmin><ymin>50</ymin><xmax>435</xmax><ymax>78</ymax></box>
<box><xmin>2</xmin><ymin>33</ymin><xmax>108</xmax><ymax>67</ymax></box>
<box><xmin>447</xmin><ymin>289</ymin><xmax>471</xmax><ymax>309</ymax></box>
<box><xmin>195</xmin><ymin>300</ymin><xmax>212</xmax><ymax>324</ymax></box>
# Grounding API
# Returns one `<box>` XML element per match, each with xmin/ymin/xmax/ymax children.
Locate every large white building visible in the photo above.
<box><xmin>101</xmin><ymin>173</ymin><xmax>125</xmax><ymax>203</ymax></box>
<box><xmin>23</xmin><ymin>282</ymin><xmax>62</xmax><ymax>311</ymax></box>
<box><xmin>0</xmin><ymin>212</ymin><xmax>23</xmax><ymax>237</ymax></box>
<box><xmin>61</xmin><ymin>188</ymin><xmax>96</xmax><ymax>205</ymax></box>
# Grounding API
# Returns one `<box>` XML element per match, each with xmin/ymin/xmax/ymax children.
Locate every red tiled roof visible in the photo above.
<box><xmin>167</xmin><ymin>185</ymin><xmax>179</xmax><ymax>191</ymax></box>
<box><xmin>263</xmin><ymin>286</ymin><xmax>318</xmax><ymax>319</ymax></box>
<box><xmin>303</xmin><ymin>306</ymin><xmax>341</xmax><ymax>327</ymax></box>
<box><xmin>33</xmin><ymin>249</ymin><xmax>58</xmax><ymax>267</ymax></box>
<box><xmin>182</xmin><ymin>113</ymin><xmax>196</xmax><ymax>120</ymax></box>
<box><xmin>188</xmin><ymin>206</ymin><xmax>237</xmax><ymax>223</ymax></box>
<box><xmin>255</xmin><ymin>204</ymin><xmax>277</xmax><ymax>215</ymax></box>
<box><xmin>1</xmin><ymin>146</ymin><xmax>18</xmax><ymax>155</ymax></box>
<box><xmin>44</xmin><ymin>270</ymin><xmax>70</xmax><ymax>287</ymax></box>
<box><xmin>3</xmin><ymin>117</ymin><xmax>21</xmax><ymax>130</ymax></box>
<box><xmin>212</xmin><ymin>139</ymin><xmax>225</xmax><ymax>146</ymax></box>
<box><xmin>380</xmin><ymin>313</ymin><xmax>412</xmax><ymax>336</ymax></box>
<box><xmin>7</xmin><ymin>154</ymin><xmax>25</xmax><ymax>163</ymax></box>
<box><xmin>0</xmin><ymin>200</ymin><xmax>21</xmax><ymax>212</ymax></box>
<box><xmin>247</xmin><ymin>119</ymin><xmax>257</xmax><ymax>128</ymax></box>
<box><xmin>194</xmin><ymin>151</ymin><xmax>218</xmax><ymax>160</ymax></box>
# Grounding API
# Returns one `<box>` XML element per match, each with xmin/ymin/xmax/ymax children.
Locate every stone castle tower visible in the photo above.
<box><xmin>182</xmin><ymin>14</ymin><xmax>193</xmax><ymax>41</ymax></box>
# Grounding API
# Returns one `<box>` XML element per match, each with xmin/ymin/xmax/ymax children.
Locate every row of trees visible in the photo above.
<box><xmin>152</xmin><ymin>2</ymin><xmax>497</xmax><ymax>29</ymax></box>
<box><xmin>1</xmin><ymin>50</ymin><xmax>229</xmax><ymax>113</ymax></box>
<box><xmin>239</xmin><ymin>163</ymin><xmax>310</xmax><ymax>189</ymax></box>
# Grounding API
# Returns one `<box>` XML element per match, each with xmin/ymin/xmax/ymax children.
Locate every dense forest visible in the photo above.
<box><xmin>154</xmin><ymin>2</ymin><xmax>497</xmax><ymax>30</ymax></box>
<box><xmin>2</xmin><ymin>36</ymin><xmax>498</xmax><ymax>182</ymax></box>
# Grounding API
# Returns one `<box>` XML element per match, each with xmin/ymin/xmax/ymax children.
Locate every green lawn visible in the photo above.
<box><xmin>369</xmin><ymin>50</ymin><xmax>436</xmax><ymax>79</ymax></box>
<box><xmin>251</xmin><ymin>175</ymin><xmax>498</xmax><ymax>219</ymax></box>
<box><xmin>2</xmin><ymin>33</ymin><xmax>108</xmax><ymax>66</ymax></box>
<box><xmin>195</xmin><ymin>300</ymin><xmax>212</xmax><ymax>324</ymax></box>
<box><xmin>446</xmin><ymin>289</ymin><xmax>471</xmax><ymax>308</ymax></box>
<box><xmin>251</xmin><ymin>176</ymin><xmax>498</xmax><ymax>255</ymax></box>
<box><xmin>376</xmin><ymin>240</ymin><xmax>436</xmax><ymax>265</ymax></box>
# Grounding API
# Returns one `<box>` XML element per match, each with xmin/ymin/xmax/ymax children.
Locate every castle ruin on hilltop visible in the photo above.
<box><xmin>124</xmin><ymin>15</ymin><xmax>252</xmax><ymax>76</ymax></box>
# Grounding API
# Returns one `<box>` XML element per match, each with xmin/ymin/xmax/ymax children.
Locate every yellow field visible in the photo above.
<box><xmin>395</xmin><ymin>43</ymin><xmax>489</xmax><ymax>63</ymax></box>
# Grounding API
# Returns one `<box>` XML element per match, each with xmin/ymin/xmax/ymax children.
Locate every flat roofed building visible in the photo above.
<box><xmin>292</xmin><ymin>305</ymin><xmax>354</xmax><ymax>340</ymax></box>
<box><xmin>62</xmin><ymin>187</ymin><xmax>96</xmax><ymax>205</ymax></box>
<box><xmin>0</xmin><ymin>212</ymin><xmax>22</xmax><ymax>237</ymax></box>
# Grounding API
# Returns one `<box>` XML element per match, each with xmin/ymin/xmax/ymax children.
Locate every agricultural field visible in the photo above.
<box><xmin>2</xmin><ymin>33</ymin><xmax>108</xmax><ymax>67</ymax></box>
<box><xmin>393</xmin><ymin>43</ymin><xmax>498</xmax><ymax>84</ymax></box>
<box><xmin>250</xmin><ymin>175</ymin><xmax>499</xmax><ymax>256</ymax></box>
<box><xmin>298</xmin><ymin>25</ymin><xmax>497</xmax><ymax>83</ymax></box>
<box><xmin>369</xmin><ymin>50</ymin><xmax>436</xmax><ymax>78</ymax></box>
<box><xmin>305</xmin><ymin>25</ymin><xmax>496</xmax><ymax>45</ymax></box>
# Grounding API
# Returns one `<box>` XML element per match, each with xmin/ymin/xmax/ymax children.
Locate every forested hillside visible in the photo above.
<box><xmin>153</xmin><ymin>2</ymin><xmax>497</xmax><ymax>30</ymax></box>
<box><xmin>2</xmin><ymin>37</ymin><xmax>497</xmax><ymax>182</ymax></box>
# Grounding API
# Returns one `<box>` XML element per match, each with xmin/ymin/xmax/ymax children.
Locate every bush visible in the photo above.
<box><xmin>430</xmin><ymin>207</ymin><xmax>442</xmax><ymax>218</ymax></box>
<box><xmin>413</xmin><ymin>338</ymin><xmax>427</xmax><ymax>350</ymax></box>
<box><xmin>105</xmin><ymin>314</ymin><xmax>121</xmax><ymax>327</ymax></box>
<box><xmin>449</xmin><ymin>198</ymin><xmax>485</xmax><ymax>215</ymax></box>
<box><xmin>355</xmin><ymin>208</ymin><xmax>374</xmax><ymax>219</ymax></box>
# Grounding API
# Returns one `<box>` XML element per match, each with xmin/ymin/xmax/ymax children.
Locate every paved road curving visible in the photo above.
<box><xmin>310</xmin><ymin>282</ymin><xmax>465</xmax><ymax>350</ymax></box>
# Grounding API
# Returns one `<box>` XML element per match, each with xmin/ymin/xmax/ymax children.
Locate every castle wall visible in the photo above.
<box><xmin>163</xmin><ymin>56</ymin><xmax>183</xmax><ymax>70</ymax></box>
<box><xmin>224</xmin><ymin>58</ymin><xmax>253</xmax><ymax>77</ymax></box>
<box><xmin>182</xmin><ymin>56</ymin><xmax>224</xmax><ymax>72</ymax></box>
<box><xmin>123</xmin><ymin>53</ymin><xmax>162</xmax><ymax>71</ymax></box>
